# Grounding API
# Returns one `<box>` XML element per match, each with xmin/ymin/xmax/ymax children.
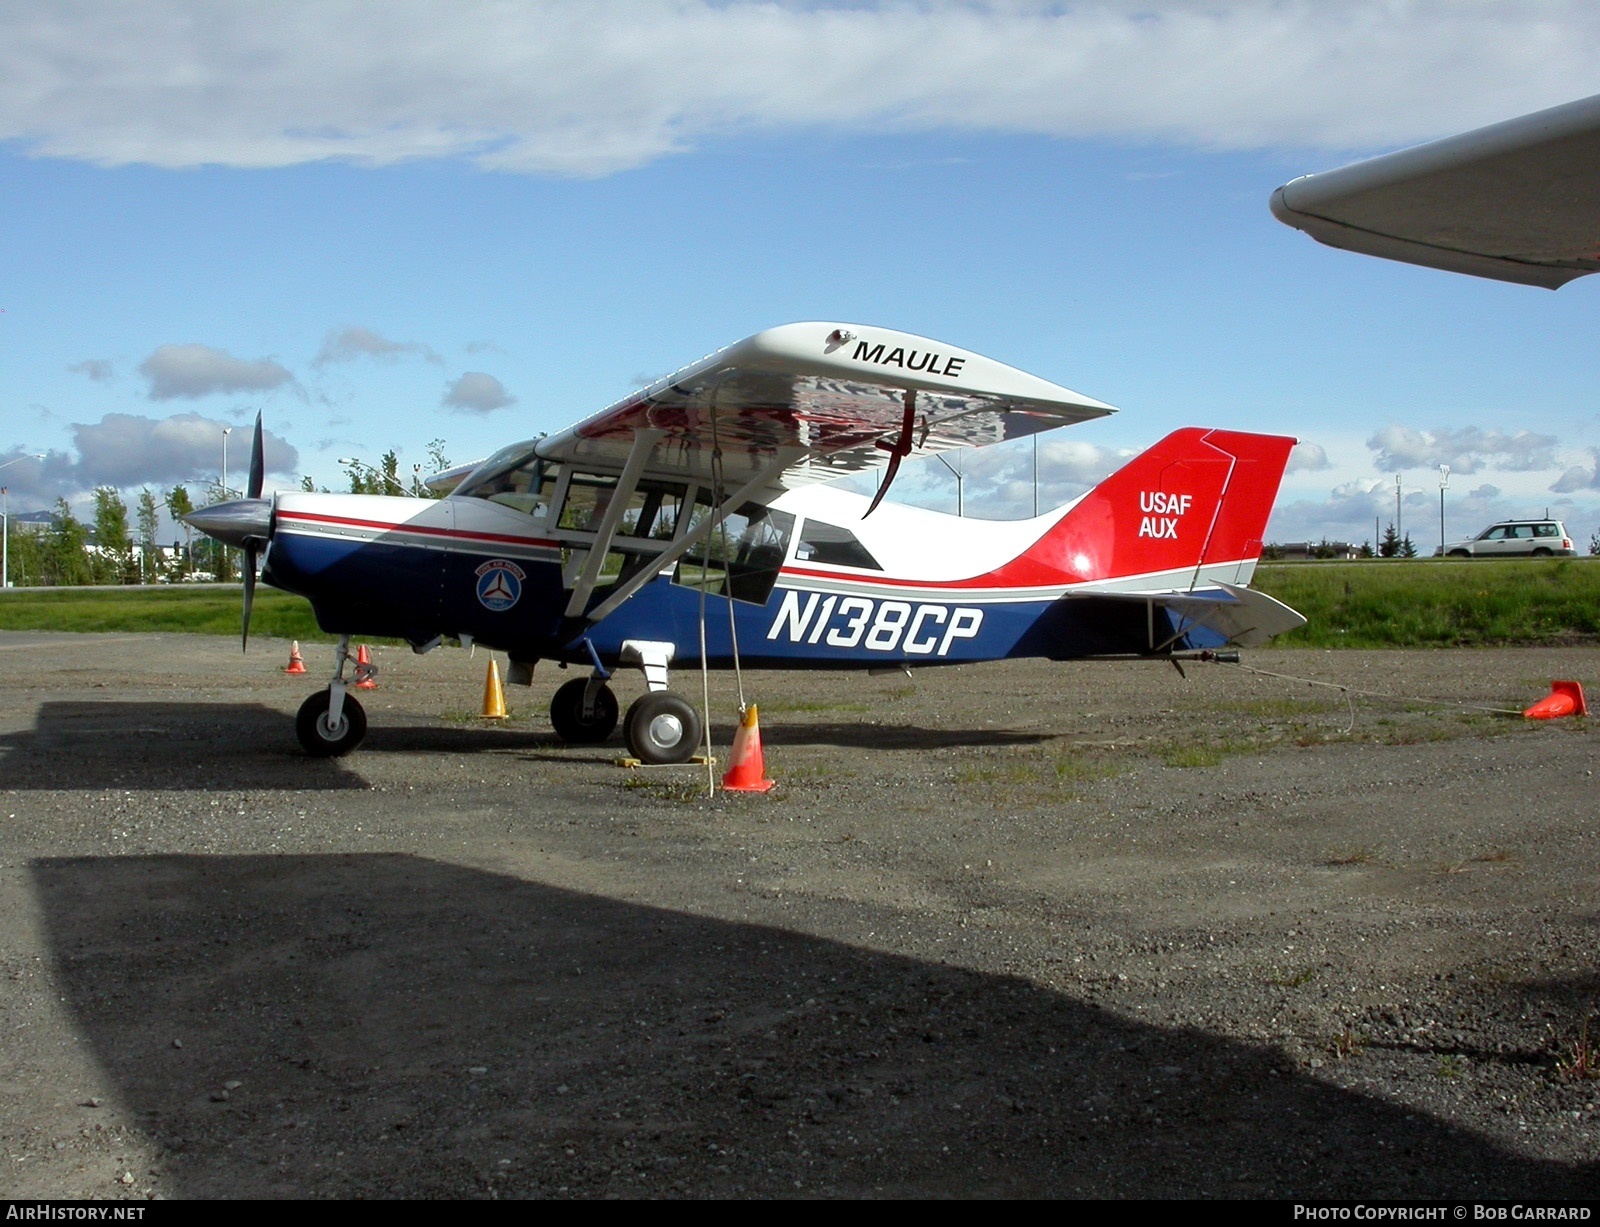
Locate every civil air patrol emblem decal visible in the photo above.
<box><xmin>475</xmin><ymin>559</ymin><xmax>525</xmax><ymax>611</ymax></box>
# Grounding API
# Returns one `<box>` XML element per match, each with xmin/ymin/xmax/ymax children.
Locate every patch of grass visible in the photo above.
<box><xmin>1435</xmin><ymin>1053</ymin><xmax>1466</xmax><ymax>1079</ymax></box>
<box><xmin>1330</xmin><ymin>1027</ymin><xmax>1364</xmax><ymax>1060</ymax></box>
<box><xmin>1326</xmin><ymin>847</ymin><xmax>1380</xmax><ymax>866</ymax></box>
<box><xmin>949</xmin><ymin>749</ymin><xmax>1122</xmax><ymax>806</ymax></box>
<box><xmin>1254</xmin><ymin>558</ymin><xmax>1600</xmax><ymax>648</ymax></box>
<box><xmin>620</xmin><ymin>774</ymin><xmax>713</xmax><ymax>802</ymax></box>
<box><xmin>1557</xmin><ymin>1012</ymin><xmax>1600</xmax><ymax>1081</ymax></box>
<box><xmin>1267</xmin><ymin>965</ymin><xmax>1318</xmax><ymax>988</ymax></box>
<box><xmin>759</xmin><ymin>699</ymin><xmax>873</xmax><ymax>715</ymax></box>
<box><xmin>1159</xmin><ymin>738</ymin><xmax>1259</xmax><ymax>769</ymax></box>
<box><xmin>782</xmin><ymin>762</ymin><xmax>859</xmax><ymax>781</ymax></box>
<box><xmin>954</xmin><ymin>760</ymin><xmax>1042</xmax><ymax>786</ymax></box>
<box><xmin>0</xmin><ymin>585</ymin><xmax>326</xmax><ymax>639</ymax></box>
<box><xmin>1209</xmin><ymin>698</ymin><xmax>1343</xmax><ymax>719</ymax></box>
<box><xmin>1053</xmin><ymin>753</ymin><xmax>1122</xmax><ymax>784</ymax></box>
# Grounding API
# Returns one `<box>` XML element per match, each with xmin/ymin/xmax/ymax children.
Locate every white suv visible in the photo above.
<box><xmin>1439</xmin><ymin>520</ymin><xmax>1576</xmax><ymax>558</ymax></box>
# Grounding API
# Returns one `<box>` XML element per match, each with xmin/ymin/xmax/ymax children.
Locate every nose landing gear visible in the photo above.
<box><xmin>295</xmin><ymin>635</ymin><xmax>369</xmax><ymax>757</ymax></box>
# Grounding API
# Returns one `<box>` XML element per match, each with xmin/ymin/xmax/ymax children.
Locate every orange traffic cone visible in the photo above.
<box><xmin>283</xmin><ymin>641</ymin><xmax>307</xmax><ymax>674</ymax></box>
<box><xmin>1523</xmin><ymin>680</ymin><xmax>1587</xmax><ymax>720</ymax></box>
<box><xmin>354</xmin><ymin>644</ymin><xmax>377</xmax><ymax>690</ymax></box>
<box><xmin>721</xmin><ymin>704</ymin><xmax>775</xmax><ymax>793</ymax></box>
<box><xmin>480</xmin><ymin>660</ymin><xmax>508</xmax><ymax>720</ymax></box>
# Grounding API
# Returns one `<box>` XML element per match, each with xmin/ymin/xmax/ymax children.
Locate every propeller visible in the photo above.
<box><xmin>181</xmin><ymin>412</ymin><xmax>274</xmax><ymax>652</ymax></box>
<box><xmin>242</xmin><ymin>412</ymin><xmax>265</xmax><ymax>651</ymax></box>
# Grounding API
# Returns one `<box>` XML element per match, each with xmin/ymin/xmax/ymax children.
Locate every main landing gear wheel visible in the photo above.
<box><xmin>550</xmin><ymin>678</ymin><xmax>619</xmax><ymax>744</ymax></box>
<box><xmin>624</xmin><ymin>691</ymin><xmax>702</xmax><ymax>766</ymax></box>
<box><xmin>295</xmin><ymin>690</ymin><xmax>368</xmax><ymax>757</ymax></box>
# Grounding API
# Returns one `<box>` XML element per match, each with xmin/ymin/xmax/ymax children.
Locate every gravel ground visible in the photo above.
<box><xmin>0</xmin><ymin>631</ymin><xmax>1596</xmax><ymax>1200</ymax></box>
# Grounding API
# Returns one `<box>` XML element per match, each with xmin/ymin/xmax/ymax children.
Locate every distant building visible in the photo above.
<box><xmin>8</xmin><ymin>510</ymin><xmax>55</xmax><ymax>535</ymax></box>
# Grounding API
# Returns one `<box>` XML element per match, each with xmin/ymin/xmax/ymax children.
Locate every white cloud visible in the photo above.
<box><xmin>312</xmin><ymin>325</ymin><xmax>441</xmax><ymax>367</ymax></box>
<box><xmin>3</xmin><ymin>3</ymin><xmax>1599</xmax><ymax>176</ymax></box>
<box><xmin>1286</xmin><ymin>441</ymin><xmax>1330</xmax><ymax>473</ymax></box>
<box><xmin>0</xmin><ymin>414</ymin><xmax>298</xmax><ymax>507</ymax></box>
<box><xmin>1551</xmin><ymin>452</ymin><xmax>1600</xmax><ymax>492</ymax></box>
<box><xmin>442</xmin><ymin>371</ymin><xmax>515</xmax><ymax>413</ymax></box>
<box><xmin>72</xmin><ymin>412</ymin><xmax>298</xmax><ymax>490</ymax></box>
<box><xmin>140</xmin><ymin>344</ymin><xmax>295</xmax><ymax>401</ymax></box>
<box><xmin>68</xmin><ymin>358</ymin><xmax>114</xmax><ymax>382</ymax></box>
<box><xmin>1367</xmin><ymin>425</ymin><xmax>1560</xmax><ymax>475</ymax></box>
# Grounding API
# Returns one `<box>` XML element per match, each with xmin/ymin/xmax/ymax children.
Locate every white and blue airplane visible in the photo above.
<box><xmin>187</xmin><ymin>323</ymin><xmax>1303</xmax><ymax>764</ymax></box>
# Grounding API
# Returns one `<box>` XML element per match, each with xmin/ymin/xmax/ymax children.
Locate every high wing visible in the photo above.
<box><xmin>535</xmin><ymin>322</ymin><xmax>1115</xmax><ymax>492</ymax></box>
<box><xmin>1271</xmin><ymin>93</ymin><xmax>1600</xmax><ymax>289</ymax></box>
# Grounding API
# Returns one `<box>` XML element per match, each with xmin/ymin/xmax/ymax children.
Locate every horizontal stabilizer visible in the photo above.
<box><xmin>1069</xmin><ymin>583</ymin><xmax>1305</xmax><ymax>648</ymax></box>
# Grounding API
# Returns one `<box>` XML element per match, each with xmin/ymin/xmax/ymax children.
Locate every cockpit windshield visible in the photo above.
<box><xmin>452</xmin><ymin>440</ymin><xmax>553</xmax><ymax>516</ymax></box>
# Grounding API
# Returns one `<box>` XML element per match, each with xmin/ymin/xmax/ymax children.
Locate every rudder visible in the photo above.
<box><xmin>996</xmin><ymin>428</ymin><xmax>1295</xmax><ymax>588</ymax></box>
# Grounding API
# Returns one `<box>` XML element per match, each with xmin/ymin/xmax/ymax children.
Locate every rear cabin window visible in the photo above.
<box><xmin>673</xmin><ymin>499</ymin><xmax>796</xmax><ymax>604</ymax></box>
<box><xmin>793</xmin><ymin>519</ymin><xmax>882</xmax><ymax>570</ymax></box>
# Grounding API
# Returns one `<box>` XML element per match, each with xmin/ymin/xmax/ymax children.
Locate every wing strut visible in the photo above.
<box><xmin>583</xmin><ymin>446</ymin><xmax>811</xmax><ymax>625</ymax></box>
<box><xmin>863</xmin><ymin>389</ymin><xmax>918</xmax><ymax>518</ymax></box>
<box><xmin>562</xmin><ymin>429</ymin><xmax>664</xmax><ymax>619</ymax></box>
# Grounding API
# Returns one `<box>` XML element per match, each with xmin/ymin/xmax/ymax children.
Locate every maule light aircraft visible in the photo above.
<box><xmin>186</xmin><ymin>323</ymin><xmax>1304</xmax><ymax>765</ymax></box>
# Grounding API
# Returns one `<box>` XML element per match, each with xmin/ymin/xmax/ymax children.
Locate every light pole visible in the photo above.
<box><xmin>221</xmin><ymin>427</ymin><xmax>233</xmax><ymax>500</ymax></box>
<box><xmin>1438</xmin><ymin>465</ymin><xmax>1450</xmax><ymax>556</ymax></box>
<box><xmin>1</xmin><ymin>454</ymin><xmax>45</xmax><ymax>589</ymax></box>
<box><xmin>933</xmin><ymin>452</ymin><xmax>965</xmax><ymax>517</ymax></box>
<box><xmin>338</xmin><ymin>456</ymin><xmax>402</xmax><ymax>495</ymax></box>
<box><xmin>1395</xmin><ymin>474</ymin><xmax>1403</xmax><ymax>554</ymax></box>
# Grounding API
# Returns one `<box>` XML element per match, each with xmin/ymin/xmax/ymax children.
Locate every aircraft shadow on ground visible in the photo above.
<box><xmin>31</xmin><ymin>853</ymin><xmax>1598</xmax><ymax>1199</ymax></box>
<box><xmin>356</xmin><ymin>718</ymin><xmax>1053</xmax><ymax>760</ymax></box>
<box><xmin>751</xmin><ymin>720</ymin><xmax>1055</xmax><ymax>751</ymax></box>
<box><xmin>0</xmin><ymin>702</ymin><xmax>367</xmax><ymax>791</ymax></box>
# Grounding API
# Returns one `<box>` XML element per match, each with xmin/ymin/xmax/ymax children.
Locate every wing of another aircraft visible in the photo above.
<box><xmin>1271</xmin><ymin>93</ymin><xmax>1600</xmax><ymax>289</ymax></box>
<box><xmin>535</xmin><ymin>322</ymin><xmax>1116</xmax><ymax>491</ymax></box>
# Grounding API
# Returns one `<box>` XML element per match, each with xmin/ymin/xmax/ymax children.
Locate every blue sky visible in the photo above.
<box><xmin>5</xmin><ymin>1</ymin><xmax>1600</xmax><ymax>551</ymax></box>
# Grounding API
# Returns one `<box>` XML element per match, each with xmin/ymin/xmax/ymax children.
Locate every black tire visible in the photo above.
<box><xmin>295</xmin><ymin>689</ymin><xmax>367</xmax><ymax>757</ymax></box>
<box><xmin>1532</xmin><ymin>548</ymin><xmax>1553</xmax><ymax>557</ymax></box>
<box><xmin>1447</xmin><ymin>549</ymin><xmax>1470</xmax><ymax>558</ymax></box>
<box><xmin>624</xmin><ymin>691</ymin><xmax>702</xmax><ymax>765</ymax></box>
<box><xmin>550</xmin><ymin>677</ymin><xmax>619</xmax><ymax>744</ymax></box>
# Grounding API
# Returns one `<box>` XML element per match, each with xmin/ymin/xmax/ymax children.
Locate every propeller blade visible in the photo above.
<box><xmin>242</xmin><ymin>544</ymin><xmax>257</xmax><ymax>651</ymax></box>
<box><xmin>247</xmin><ymin>412</ymin><xmax>265</xmax><ymax>500</ymax></box>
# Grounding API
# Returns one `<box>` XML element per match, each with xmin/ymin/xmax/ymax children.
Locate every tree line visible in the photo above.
<box><xmin>4</xmin><ymin>440</ymin><xmax>450</xmax><ymax>587</ymax></box>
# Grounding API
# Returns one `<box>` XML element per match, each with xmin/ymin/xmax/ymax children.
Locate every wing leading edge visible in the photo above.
<box><xmin>1272</xmin><ymin>93</ymin><xmax>1600</xmax><ymax>289</ymax></box>
<box><xmin>536</xmin><ymin>322</ymin><xmax>1116</xmax><ymax>491</ymax></box>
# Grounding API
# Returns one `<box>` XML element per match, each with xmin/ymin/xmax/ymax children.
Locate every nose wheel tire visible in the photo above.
<box><xmin>624</xmin><ymin>691</ymin><xmax>702</xmax><ymax>765</ymax></box>
<box><xmin>295</xmin><ymin>690</ymin><xmax>368</xmax><ymax>757</ymax></box>
<box><xmin>550</xmin><ymin>678</ymin><xmax>619</xmax><ymax>744</ymax></box>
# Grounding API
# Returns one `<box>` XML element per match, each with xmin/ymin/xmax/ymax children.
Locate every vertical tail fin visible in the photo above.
<box><xmin>996</xmin><ymin>428</ymin><xmax>1295</xmax><ymax>589</ymax></box>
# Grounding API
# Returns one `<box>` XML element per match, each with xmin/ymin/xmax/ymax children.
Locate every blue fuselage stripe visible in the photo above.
<box><xmin>263</xmin><ymin>529</ymin><xmax>1211</xmax><ymax>665</ymax></box>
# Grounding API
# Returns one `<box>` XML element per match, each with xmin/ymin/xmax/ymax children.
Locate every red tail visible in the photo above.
<box><xmin>986</xmin><ymin>428</ymin><xmax>1295</xmax><ymax>587</ymax></box>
